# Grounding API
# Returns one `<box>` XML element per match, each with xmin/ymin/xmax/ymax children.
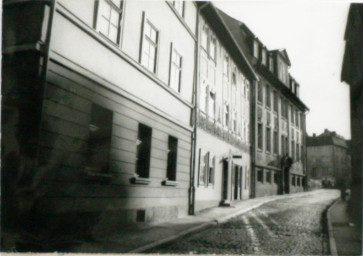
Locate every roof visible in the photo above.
<box><xmin>217</xmin><ymin>8</ymin><xmax>309</xmax><ymax>111</ymax></box>
<box><xmin>307</xmin><ymin>130</ymin><xmax>348</xmax><ymax>149</ymax></box>
<box><xmin>270</xmin><ymin>49</ymin><xmax>291</xmax><ymax>66</ymax></box>
<box><xmin>196</xmin><ymin>2</ymin><xmax>258</xmax><ymax>81</ymax></box>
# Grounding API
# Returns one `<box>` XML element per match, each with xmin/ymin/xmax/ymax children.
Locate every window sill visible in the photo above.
<box><xmin>130</xmin><ymin>176</ymin><xmax>151</xmax><ymax>185</ymax></box>
<box><xmin>162</xmin><ymin>180</ymin><xmax>178</xmax><ymax>186</ymax></box>
<box><xmin>82</xmin><ymin>168</ymin><xmax>113</xmax><ymax>182</ymax></box>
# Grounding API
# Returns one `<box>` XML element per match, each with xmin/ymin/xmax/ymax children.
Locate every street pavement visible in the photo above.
<box><xmin>150</xmin><ymin>189</ymin><xmax>338</xmax><ymax>255</ymax></box>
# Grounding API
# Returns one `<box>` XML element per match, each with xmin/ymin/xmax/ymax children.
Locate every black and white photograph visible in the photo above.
<box><xmin>1</xmin><ymin>0</ymin><xmax>362</xmax><ymax>254</ymax></box>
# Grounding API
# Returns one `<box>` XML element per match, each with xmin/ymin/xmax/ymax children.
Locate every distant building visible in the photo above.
<box><xmin>306</xmin><ymin>130</ymin><xmax>351</xmax><ymax>185</ymax></box>
<box><xmin>341</xmin><ymin>3</ymin><xmax>363</xmax><ymax>229</ymax></box>
<box><xmin>218</xmin><ymin>9</ymin><xmax>309</xmax><ymax>197</ymax></box>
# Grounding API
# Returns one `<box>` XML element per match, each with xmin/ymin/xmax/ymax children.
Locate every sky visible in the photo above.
<box><xmin>214</xmin><ymin>0</ymin><xmax>355</xmax><ymax>139</ymax></box>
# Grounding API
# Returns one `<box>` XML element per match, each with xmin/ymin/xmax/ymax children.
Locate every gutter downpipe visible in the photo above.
<box><xmin>304</xmin><ymin>109</ymin><xmax>309</xmax><ymax>191</ymax></box>
<box><xmin>189</xmin><ymin>1</ymin><xmax>209</xmax><ymax>215</ymax></box>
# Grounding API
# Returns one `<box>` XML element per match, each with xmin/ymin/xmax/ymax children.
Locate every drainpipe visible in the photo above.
<box><xmin>189</xmin><ymin>1</ymin><xmax>209</xmax><ymax>215</ymax></box>
<box><xmin>36</xmin><ymin>0</ymin><xmax>57</xmax><ymax>159</ymax></box>
<box><xmin>303</xmin><ymin>110</ymin><xmax>309</xmax><ymax>190</ymax></box>
<box><xmin>250</xmin><ymin>80</ymin><xmax>257</xmax><ymax>198</ymax></box>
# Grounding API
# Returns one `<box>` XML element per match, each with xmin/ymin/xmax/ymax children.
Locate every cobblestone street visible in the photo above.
<box><xmin>151</xmin><ymin>190</ymin><xmax>338</xmax><ymax>255</ymax></box>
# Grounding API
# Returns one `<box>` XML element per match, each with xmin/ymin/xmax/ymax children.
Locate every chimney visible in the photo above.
<box><xmin>313</xmin><ymin>133</ymin><xmax>316</xmax><ymax>137</ymax></box>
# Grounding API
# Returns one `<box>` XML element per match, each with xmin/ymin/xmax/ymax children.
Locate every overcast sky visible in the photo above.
<box><xmin>214</xmin><ymin>0</ymin><xmax>356</xmax><ymax>139</ymax></box>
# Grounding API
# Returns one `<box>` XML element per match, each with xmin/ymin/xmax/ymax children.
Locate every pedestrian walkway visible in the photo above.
<box><xmin>68</xmin><ymin>189</ymin><xmax>331</xmax><ymax>253</ymax></box>
<box><xmin>329</xmin><ymin>199</ymin><xmax>362</xmax><ymax>256</ymax></box>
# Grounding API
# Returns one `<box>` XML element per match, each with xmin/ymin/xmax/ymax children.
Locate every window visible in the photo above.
<box><xmin>269</xmin><ymin>54</ymin><xmax>274</xmax><ymax>72</ymax></box>
<box><xmin>291</xmin><ymin>140</ymin><xmax>295</xmax><ymax>160</ymax></box>
<box><xmin>273</xmin><ymin>130</ymin><xmax>278</xmax><ymax>154</ymax></box>
<box><xmin>273</xmin><ymin>91</ymin><xmax>278</xmax><ymax>112</ymax></box>
<box><xmin>257</xmin><ymin>168</ymin><xmax>263</xmax><ymax>182</ymax></box>
<box><xmin>266</xmin><ymin>126</ymin><xmax>271</xmax><ymax>152</ymax></box>
<box><xmin>261</xmin><ymin>49</ymin><xmax>267</xmax><ymax>65</ymax></box>
<box><xmin>96</xmin><ymin>0</ymin><xmax>123</xmax><ymax>43</ymax></box>
<box><xmin>232</xmin><ymin>67</ymin><xmax>237</xmax><ymax>86</ymax></box>
<box><xmin>233</xmin><ymin>110</ymin><xmax>237</xmax><ymax>132</ymax></box>
<box><xmin>172</xmin><ymin>1</ymin><xmax>184</xmax><ymax>16</ymax></box>
<box><xmin>224</xmin><ymin>103</ymin><xmax>230</xmax><ymax>127</ymax></box>
<box><xmin>209</xmin><ymin>37</ymin><xmax>216</xmax><ymax>60</ymax></box>
<box><xmin>141</xmin><ymin>19</ymin><xmax>158</xmax><ymax>73</ymax></box>
<box><xmin>292</xmin><ymin>175</ymin><xmax>296</xmax><ymax>186</ymax></box>
<box><xmin>297</xmin><ymin>176</ymin><xmax>301</xmax><ymax>186</ymax></box>
<box><xmin>274</xmin><ymin>172</ymin><xmax>279</xmax><ymax>184</ymax></box>
<box><xmin>253</xmin><ymin>40</ymin><xmax>259</xmax><ymax>58</ymax></box>
<box><xmin>208</xmin><ymin>156</ymin><xmax>215</xmax><ymax>185</ymax></box>
<box><xmin>224</xmin><ymin>55</ymin><xmax>230</xmax><ymax>79</ymax></box>
<box><xmin>201</xmin><ymin>25</ymin><xmax>208</xmax><ymax>51</ymax></box>
<box><xmin>136</xmin><ymin>123</ymin><xmax>152</xmax><ymax>178</ymax></box>
<box><xmin>168</xmin><ymin>46</ymin><xmax>182</xmax><ymax>92</ymax></box>
<box><xmin>167</xmin><ymin>136</ymin><xmax>178</xmax><ymax>181</ymax></box>
<box><xmin>290</xmin><ymin>106</ymin><xmax>294</xmax><ymax>124</ymax></box>
<box><xmin>208</xmin><ymin>90</ymin><xmax>215</xmax><ymax>119</ymax></box>
<box><xmin>245</xmin><ymin>167</ymin><xmax>248</xmax><ymax>189</ymax></box>
<box><xmin>258</xmin><ymin>122</ymin><xmax>263</xmax><ymax>150</ymax></box>
<box><xmin>199</xmin><ymin>150</ymin><xmax>213</xmax><ymax>186</ymax></box>
<box><xmin>266</xmin><ymin>86</ymin><xmax>271</xmax><ymax>108</ymax></box>
<box><xmin>295</xmin><ymin>109</ymin><xmax>299</xmax><ymax>126</ymax></box>
<box><xmin>200</xmin><ymin>81</ymin><xmax>207</xmax><ymax>113</ymax></box>
<box><xmin>266</xmin><ymin>171</ymin><xmax>272</xmax><ymax>183</ymax></box>
<box><xmin>86</xmin><ymin>104</ymin><xmax>113</xmax><ymax>173</ymax></box>
<box><xmin>296</xmin><ymin>143</ymin><xmax>300</xmax><ymax>161</ymax></box>
<box><xmin>257</xmin><ymin>82</ymin><xmax>263</xmax><ymax>103</ymax></box>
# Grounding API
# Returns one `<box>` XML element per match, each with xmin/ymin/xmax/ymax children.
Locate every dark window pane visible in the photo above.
<box><xmin>167</xmin><ymin>136</ymin><xmax>178</xmax><ymax>181</ymax></box>
<box><xmin>136</xmin><ymin>123</ymin><xmax>152</xmax><ymax>178</ymax></box>
<box><xmin>86</xmin><ymin>104</ymin><xmax>113</xmax><ymax>172</ymax></box>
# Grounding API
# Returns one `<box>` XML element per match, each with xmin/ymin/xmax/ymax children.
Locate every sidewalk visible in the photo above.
<box><xmin>328</xmin><ymin>199</ymin><xmax>362</xmax><ymax>256</ymax></box>
<box><xmin>68</xmin><ymin>190</ymin><xmax>326</xmax><ymax>253</ymax></box>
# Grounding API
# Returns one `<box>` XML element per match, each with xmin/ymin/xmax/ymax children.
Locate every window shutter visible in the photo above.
<box><xmin>204</xmin><ymin>152</ymin><xmax>210</xmax><ymax>186</ymax></box>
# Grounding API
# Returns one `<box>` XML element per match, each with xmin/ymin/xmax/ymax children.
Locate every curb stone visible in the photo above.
<box><xmin>327</xmin><ymin>199</ymin><xmax>340</xmax><ymax>256</ymax></box>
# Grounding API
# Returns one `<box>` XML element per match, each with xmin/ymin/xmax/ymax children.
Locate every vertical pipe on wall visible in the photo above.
<box><xmin>250</xmin><ymin>80</ymin><xmax>257</xmax><ymax>198</ymax></box>
<box><xmin>189</xmin><ymin>2</ymin><xmax>208</xmax><ymax>215</ymax></box>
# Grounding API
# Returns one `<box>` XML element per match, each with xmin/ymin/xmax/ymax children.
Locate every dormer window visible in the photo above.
<box><xmin>209</xmin><ymin>36</ymin><xmax>216</xmax><ymax>61</ymax></box>
<box><xmin>253</xmin><ymin>40</ymin><xmax>259</xmax><ymax>59</ymax></box>
<box><xmin>261</xmin><ymin>49</ymin><xmax>267</xmax><ymax>65</ymax></box>
<box><xmin>269</xmin><ymin>55</ymin><xmax>274</xmax><ymax>72</ymax></box>
<box><xmin>172</xmin><ymin>1</ymin><xmax>184</xmax><ymax>17</ymax></box>
<box><xmin>296</xmin><ymin>84</ymin><xmax>300</xmax><ymax>97</ymax></box>
<box><xmin>201</xmin><ymin>25</ymin><xmax>208</xmax><ymax>51</ymax></box>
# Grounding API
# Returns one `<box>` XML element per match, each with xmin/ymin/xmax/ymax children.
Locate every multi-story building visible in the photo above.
<box><xmin>306</xmin><ymin>130</ymin><xmax>351</xmax><ymax>185</ymax></box>
<box><xmin>191</xmin><ymin>2</ymin><xmax>258</xmax><ymax>212</ymax></box>
<box><xmin>341</xmin><ymin>3</ymin><xmax>363</xmax><ymax>229</ymax></box>
<box><xmin>219</xmin><ymin>9</ymin><xmax>309</xmax><ymax>197</ymax></box>
<box><xmin>2</xmin><ymin>0</ymin><xmax>197</xmax><ymax>245</ymax></box>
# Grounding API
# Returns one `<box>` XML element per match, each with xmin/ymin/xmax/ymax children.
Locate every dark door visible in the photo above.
<box><xmin>234</xmin><ymin>165</ymin><xmax>239</xmax><ymax>200</ymax></box>
<box><xmin>222</xmin><ymin>160</ymin><xmax>228</xmax><ymax>200</ymax></box>
<box><xmin>284</xmin><ymin>167</ymin><xmax>290</xmax><ymax>194</ymax></box>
